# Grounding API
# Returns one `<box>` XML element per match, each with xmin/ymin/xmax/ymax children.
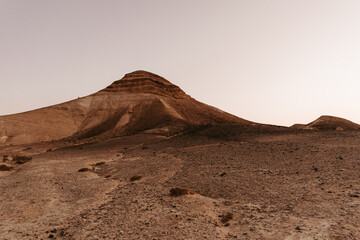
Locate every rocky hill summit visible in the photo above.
<box><xmin>101</xmin><ymin>71</ymin><xmax>188</xmax><ymax>99</ymax></box>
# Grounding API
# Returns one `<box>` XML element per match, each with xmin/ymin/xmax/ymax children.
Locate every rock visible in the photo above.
<box><xmin>78</xmin><ymin>168</ymin><xmax>91</xmax><ymax>172</ymax></box>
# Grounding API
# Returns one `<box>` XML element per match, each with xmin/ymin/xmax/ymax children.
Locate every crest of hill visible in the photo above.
<box><xmin>293</xmin><ymin>115</ymin><xmax>360</xmax><ymax>131</ymax></box>
<box><xmin>100</xmin><ymin>70</ymin><xmax>188</xmax><ymax>99</ymax></box>
<box><xmin>0</xmin><ymin>70</ymin><xmax>252</xmax><ymax>145</ymax></box>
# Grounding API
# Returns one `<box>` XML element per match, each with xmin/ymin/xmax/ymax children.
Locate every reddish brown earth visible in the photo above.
<box><xmin>0</xmin><ymin>71</ymin><xmax>360</xmax><ymax>239</ymax></box>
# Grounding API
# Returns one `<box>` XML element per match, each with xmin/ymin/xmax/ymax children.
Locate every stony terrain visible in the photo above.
<box><xmin>1</xmin><ymin>128</ymin><xmax>360</xmax><ymax>239</ymax></box>
<box><xmin>1</xmin><ymin>71</ymin><xmax>360</xmax><ymax>239</ymax></box>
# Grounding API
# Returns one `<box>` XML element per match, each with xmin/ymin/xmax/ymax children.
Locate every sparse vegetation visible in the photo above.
<box><xmin>0</xmin><ymin>164</ymin><xmax>13</xmax><ymax>171</ymax></box>
<box><xmin>13</xmin><ymin>155</ymin><xmax>32</xmax><ymax>164</ymax></box>
<box><xmin>220</xmin><ymin>212</ymin><xmax>234</xmax><ymax>224</ymax></box>
<box><xmin>130</xmin><ymin>175</ymin><xmax>143</xmax><ymax>181</ymax></box>
<box><xmin>169</xmin><ymin>187</ymin><xmax>194</xmax><ymax>196</ymax></box>
<box><xmin>78</xmin><ymin>168</ymin><xmax>91</xmax><ymax>172</ymax></box>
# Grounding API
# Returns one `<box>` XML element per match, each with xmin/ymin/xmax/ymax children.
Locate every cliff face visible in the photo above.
<box><xmin>101</xmin><ymin>71</ymin><xmax>188</xmax><ymax>99</ymax></box>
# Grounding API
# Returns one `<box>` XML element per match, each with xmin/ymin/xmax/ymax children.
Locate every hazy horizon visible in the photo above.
<box><xmin>1</xmin><ymin>0</ymin><xmax>360</xmax><ymax>126</ymax></box>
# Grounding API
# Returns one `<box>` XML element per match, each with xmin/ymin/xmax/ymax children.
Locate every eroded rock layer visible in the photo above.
<box><xmin>102</xmin><ymin>71</ymin><xmax>187</xmax><ymax>99</ymax></box>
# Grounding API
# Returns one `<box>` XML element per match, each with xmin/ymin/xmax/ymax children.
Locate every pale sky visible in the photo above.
<box><xmin>1</xmin><ymin>0</ymin><xmax>360</xmax><ymax>126</ymax></box>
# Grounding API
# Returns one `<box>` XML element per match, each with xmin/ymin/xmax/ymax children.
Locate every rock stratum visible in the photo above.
<box><xmin>101</xmin><ymin>71</ymin><xmax>188</xmax><ymax>99</ymax></box>
<box><xmin>0</xmin><ymin>71</ymin><xmax>251</xmax><ymax>145</ymax></box>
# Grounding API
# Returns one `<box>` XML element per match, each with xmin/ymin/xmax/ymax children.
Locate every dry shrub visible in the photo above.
<box><xmin>13</xmin><ymin>155</ymin><xmax>32</xmax><ymax>164</ymax></box>
<box><xmin>78</xmin><ymin>168</ymin><xmax>91</xmax><ymax>172</ymax></box>
<box><xmin>0</xmin><ymin>164</ymin><xmax>13</xmax><ymax>171</ymax></box>
<box><xmin>130</xmin><ymin>175</ymin><xmax>143</xmax><ymax>181</ymax></box>
<box><xmin>169</xmin><ymin>187</ymin><xmax>194</xmax><ymax>197</ymax></box>
<box><xmin>220</xmin><ymin>212</ymin><xmax>234</xmax><ymax>223</ymax></box>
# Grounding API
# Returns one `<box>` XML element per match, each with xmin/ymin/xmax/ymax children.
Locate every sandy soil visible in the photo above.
<box><xmin>0</xmin><ymin>129</ymin><xmax>360</xmax><ymax>239</ymax></box>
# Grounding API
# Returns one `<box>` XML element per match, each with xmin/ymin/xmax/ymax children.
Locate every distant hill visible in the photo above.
<box><xmin>291</xmin><ymin>115</ymin><xmax>360</xmax><ymax>131</ymax></box>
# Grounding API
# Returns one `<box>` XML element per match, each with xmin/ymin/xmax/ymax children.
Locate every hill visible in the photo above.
<box><xmin>0</xmin><ymin>71</ymin><xmax>252</xmax><ymax>145</ymax></box>
<box><xmin>292</xmin><ymin>115</ymin><xmax>360</xmax><ymax>131</ymax></box>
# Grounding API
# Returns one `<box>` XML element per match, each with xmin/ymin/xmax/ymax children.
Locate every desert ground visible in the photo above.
<box><xmin>1</xmin><ymin>125</ymin><xmax>359</xmax><ymax>240</ymax></box>
<box><xmin>1</xmin><ymin>71</ymin><xmax>359</xmax><ymax>239</ymax></box>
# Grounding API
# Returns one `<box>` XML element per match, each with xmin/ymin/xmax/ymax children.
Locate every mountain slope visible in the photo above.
<box><xmin>0</xmin><ymin>71</ymin><xmax>252</xmax><ymax>145</ymax></box>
